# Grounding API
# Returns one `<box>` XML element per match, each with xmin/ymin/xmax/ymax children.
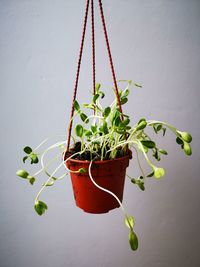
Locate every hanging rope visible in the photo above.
<box><xmin>98</xmin><ymin>0</ymin><xmax>123</xmax><ymax>117</ymax></box>
<box><xmin>67</xmin><ymin>0</ymin><xmax>124</xmax><ymax>151</ymax></box>
<box><xmin>91</xmin><ymin>0</ymin><xmax>96</xmax><ymax>115</ymax></box>
<box><xmin>67</xmin><ymin>0</ymin><xmax>90</xmax><ymax>151</ymax></box>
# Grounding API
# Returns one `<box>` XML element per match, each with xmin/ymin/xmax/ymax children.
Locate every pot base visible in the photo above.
<box><xmin>66</xmin><ymin>153</ymin><xmax>131</xmax><ymax>214</ymax></box>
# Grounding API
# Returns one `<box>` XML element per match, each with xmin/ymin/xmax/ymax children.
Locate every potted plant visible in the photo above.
<box><xmin>16</xmin><ymin>80</ymin><xmax>192</xmax><ymax>251</ymax></box>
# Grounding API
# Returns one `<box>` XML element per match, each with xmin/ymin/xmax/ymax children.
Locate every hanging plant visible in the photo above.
<box><xmin>16</xmin><ymin>0</ymin><xmax>192</xmax><ymax>251</ymax></box>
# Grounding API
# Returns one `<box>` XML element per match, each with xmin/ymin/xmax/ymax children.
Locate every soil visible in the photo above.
<box><xmin>65</xmin><ymin>142</ymin><xmax>131</xmax><ymax>161</ymax></box>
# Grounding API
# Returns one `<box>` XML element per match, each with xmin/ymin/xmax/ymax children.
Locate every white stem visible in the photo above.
<box><xmin>35</xmin><ymin>162</ymin><xmax>63</xmax><ymax>201</ymax></box>
<box><xmin>62</xmin><ymin>151</ymin><xmax>83</xmax><ymax>172</ymax></box>
<box><xmin>34</xmin><ymin>153</ymin><xmax>62</xmax><ymax>177</ymax></box>
<box><xmin>33</xmin><ymin>135</ymin><xmax>66</xmax><ymax>151</ymax></box>
<box><xmin>88</xmin><ymin>160</ymin><xmax>126</xmax><ymax>215</ymax></box>
<box><xmin>33</xmin><ymin>141</ymin><xmax>66</xmax><ymax>176</ymax></box>
<box><xmin>132</xmin><ymin>146</ymin><xmax>146</xmax><ymax>179</ymax></box>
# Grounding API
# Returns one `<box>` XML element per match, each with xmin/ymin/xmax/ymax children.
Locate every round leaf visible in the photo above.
<box><xmin>16</xmin><ymin>169</ymin><xmax>29</xmax><ymax>179</ymax></box>
<box><xmin>136</xmin><ymin>120</ymin><xmax>147</xmax><ymax>130</ymax></box>
<box><xmin>80</xmin><ymin>113</ymin><xmax>89</xmax><ymax>123</ymax></box>
<box><xmin>34</xmin><ymin>200</ymin><xmax>48</xmax><ymax>216</ymax></box>
<box><xmin>102</xmin><ymin>121</ymin><xmax>109</xmax><ymax>134</ymax></box>
<box><xmin>75</xmin><ymin>124</ymin><xmax>84</xmax><ymax>138</ymax></box>
<box><xmin>123</xmin><ymin>89</ymin><xmax>130</xmax><ymax>97</ymax></box>
<box><xmin>183</xmin><ymin>142</ymin><xmax>192</xmax><ymax>156</ymax></box>
<box><xmin>78</xmin><ymin>168</ymin><xmax>87</xmax><ymax>174</ymax></box>
<box><xmin>159</xmin><ymin>149</ymin><xmax>168</xmax><ymax>155</ymax></box>
<box><xmin>176</xmin><ymin>137</ymin><xmax>183</xmax><ymax>145</ymax></box>
<box><xmin>74</xmin><ymin>100</ymin><xmax>80</xmax><ymax>112</ymax></box>
<box><xmin>177</xmin><ymin>131</ymin><xmax>192</xmax><ymax>143</ymax></box>
<box><xmin>141</xmin><ymin>140</ymin><xmax>156</xmax><ymax>149</ymax></box>
<box><xmin>120</xmin><ymin>97</ymin><xmax>128</xmax><ymax>105</ymax></box>
<box><xmin>30</xmin><ymin>154</ymin><xmax>39</xmax><ymax>164</ymax></box>
<box><xmin>93</xmin><ymin>94</ymin><xmax>100</xmax><ymax>103</ymax></box>
<box><xmin>153</xmin><ymin>166</ymin><xmax>165</xmax><ymax>179</ymax></box>
<box><xmin>23</xmin><ymin>156</ymin><xmax>28</xmax><ymax>163</ymax></box>
<box><xmin>103</xmin><ymin>107</ymin><xmax>111</xmax><ymax>118</ymax></box>
<box><xmin>23</xmin><ymin>146</ymin><xmax>32</xmax><ymax>154</ymax></box>
<box><xmin>129</xmin><ymin>231</ymin><xmax>138</xmax><ymax>251</ymax></box>
<box><xmin>27</xmin><ymin>176</ymin><xmax>35</xmax><ymax>185</ymax></box>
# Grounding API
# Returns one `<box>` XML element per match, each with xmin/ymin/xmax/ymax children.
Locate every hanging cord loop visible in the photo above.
<box><xmin>67</xmin><ymin>0</ymin><xmax>90</xmax><ymax>152</ymax></box>
<box><xmin>91</xmin><ymin>0</ymin><xmax>96</xmax><ymax>115</ymax></box>
<box><xmin>98</xmin><ymin>0</ymin><xmax>124</xmax><ymax>117</ymax></box>
<box><xmin>67</xmin><ymin>0</ymin><xmax>124</xmax><ymax>151</ymax></box>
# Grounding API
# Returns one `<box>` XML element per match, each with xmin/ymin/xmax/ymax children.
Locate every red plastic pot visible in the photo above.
<box><xmin>66</xmin><ymin>153</ymin><xmax>131</xmax><ymax>214</ymax></box>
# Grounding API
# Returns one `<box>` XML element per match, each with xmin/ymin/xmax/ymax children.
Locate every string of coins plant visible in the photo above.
<box><xmin>16</xmin><ymin>80</ymin><xmax>192</xmax><ymax>251</ymax></box>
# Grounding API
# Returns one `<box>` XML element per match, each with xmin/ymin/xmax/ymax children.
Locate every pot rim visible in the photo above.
<box><xmin>65</xmin><ymin>149</ymin><xmax>132</xmax><ymax>165</ymax></box>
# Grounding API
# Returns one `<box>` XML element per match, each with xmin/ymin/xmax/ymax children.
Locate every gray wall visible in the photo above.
<box><xmin>0</xmin><ymin>0</ymin><xmax>200</xmax><ymax>266</ymax></box>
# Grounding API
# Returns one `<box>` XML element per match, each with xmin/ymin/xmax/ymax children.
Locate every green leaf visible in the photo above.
<box><xmin>120</xmin><ymin>97</ymin><xmax>128</xmax><ymax>105</ymax></box>
<box><xmin>95</xmin><ymin>83</ymin><xmax>101</xmax><ymax>91</ymax></box>
<box><xmin>138</xmin><ymin>118</ymin><xmax>146</xmax><ymax>124</ymax></box>
<box><xmin>74</xmin><ymin>100</ymin><xmax>80</xmax><ymax>112</ymax></box>
<box><xmin>152</xmin><ymin>166</ymin><xmax>165</xmax><ymax>179</ymax></box>
<box><xmin>131</xmin><ymin>178</ymin><xmax>136</xmax><ymax>184</ymax></box>
<box><xmin>75</xmin><ymin>124</ymin><xmax>84</xmax><ymax>138</ymax></box>
<box><xmin>156</xmin><ymin>124</ymin><xmax>162</xmax><ymax>132</ymax></box>
<box><xmin>137</xmin><ymin>181</ymin><xmax>145</xmax><ymax>191</ymax></box>
<box><xmin>126</xmin><ymin>126</ymin><xmax>131</xmax><ymax>130</ymax></box>
<box><xmin>102</xmin><ymin>121</ymin><xmax>109</xmax><ymax>134</ymax></box>
<box><xmin>162</xmin><ymin>128</ymin><xmax>166</xmax><ymax>136</ymax></box>
<box><xmin>78</xmin><ymin>168</ymin><xmax>87</xmax><ymax>174</ymax></box>
<box><xmin>34</xmin><ymin>200</ymin><xmax>48</xmax><ymax>216</ymax></box>
<box><xmin>80</xmin><ymin>113</ymin><xmax>89</xmax><ymax>123</ymax></box>
<box><xmin>147</xmin><ymin>171</ymin><xmax>154</xmax><ymax>177</ymax></box>
<box><xmin>42</xmin><ymin>180</ymin><xmax>55</xmax><ymax>186</ymax></box>
<box><xmin>23</xmin><ymin>146</ymin><xmax>32</xmax><ymax>154</ymax></box>
<box><xmin>183</xmin><ymin>142</ymin><xmax>192</xmax><ymax>156</ymax></box>
<box><xmin>159</xmin><ymin>149</ymin><xmax>168</xmax><ymax>155</ymax></box>
<box><xmin>141</xmin><ymin>140</ymin><xmax>156</xmax><ymax>149</ymax></box>
<box><xmin>103</xmin><ymin>107</ymin><xmax>111</xmax><ymax>118</ymax></box>
<box><xmin>177</xmin><ymin>131</ymin><xmax>192</xmax><ymax>143</ymax></box>
<box><xmin>120</xmin><ymin>118</ymin><xmax>130</xmax><ymax>128</ymax></box>
<box><xmin>27</xmin><ymin>175</ymin><xmax>35</xmax><ymax>185</ymax></box>
<box><xmin>134</xmin><ymin>82</ymin><xmax>142</xmax><ymax>88</ymax></box>
<box><xmin>99</xmin><ymin>91</ymin><xmax>105</xmax><ymax>99</ymax></box>
<box><xmin>82</xmin><ymin>103</ymin><xmax>94</xmax><ymax>109</ymax></box>
<box><xmin>111</xmin><ymin>110</ymin><xmax>120</xmax><ymax>125</ymax></box>
<box><xmin>16</xmin><ymin>169</ymin><xmax>29</xmax><ymax>179</ymax></box>
<box><xmin>125</xmin><ymin>216</ymin><xmax>134</xmax><ymax>229</ymax></box>
<box><xmin>114</xmin><ymin>116</ymin><xmax>121</xmax><ymax>127</ymax></box>
<box><xmin>91</xmin><ymin>125</ymin><xmax>97</xmax><ymax>133</ymax></box>
<box><xmin>122</xmin><ymin>89</ymin><xmax>130</xmax><ymax>97</ymax></box>
<box><xmin>176</xmin><ymin>137</ymin><xmax>183</xmax><ymax>145</ymax></box>
<box><xmin>153</xmin><ymin>149</ymin><xmax>160</xmax><ymax>161</ymax></box>
<box><xmin>84</xmin><ymin>130</ymin><xmax>92</xmax><ymax>137</ymax></box>
<box><xmin>129</xmin><ymin>230</ymin><xmax>138</xmax><ymax>251</ymax></box>
<box><xmin>23</xmin><ymin>156</ymin><xmax>28</xmax><ymax>163</ymax></box>
<box><xmin>30</xmin><ymin>154</ymin><xmax>39</xmax><ymax>164</ymax></box>
<box><xmin>93</xmin><ymin>93</ymin><xmax>100</xmax><ymax>103</ymax></box>
<box><xmin>153</xmin><ymin>125</ymin><xmax>158</xmax><ymax>134</ymax></box>
<box><xmin>136</xmin><ymin>119</ymin><xmax>147</xmax><ymax>130</ymax></box>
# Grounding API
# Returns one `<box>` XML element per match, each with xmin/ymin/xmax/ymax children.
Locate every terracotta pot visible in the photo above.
<box><xmin>65</xmin><ymin>153</ymin><xmax>131</xmax><ymax>214</ymax></box>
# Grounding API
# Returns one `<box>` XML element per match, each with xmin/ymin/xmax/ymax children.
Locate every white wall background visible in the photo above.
<box><xmin>0</xmin><ymin>0</ymin><xmax>200</xmax><ymax>266</ymax></box>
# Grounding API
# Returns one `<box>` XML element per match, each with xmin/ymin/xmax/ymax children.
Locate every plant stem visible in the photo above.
<box><xmin>131</xmin><ymin>146</ymin><xmax>146</xmax><ymax>179</ymax></box>
<box><xmin>35</xmin><ymin>162</ymin><xmax>63</xmax><ymax>202</ymax></box>
<box><xmin>147</xmin><ymin>120</ymin><xmax>177</xmax><ymax>134</ymax></box>
<box><xmin>88</xmin><ymin>160</ymin><xmax>134</xmax><ymax>230</ymax></box>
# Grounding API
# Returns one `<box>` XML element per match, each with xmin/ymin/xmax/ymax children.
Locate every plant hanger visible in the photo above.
<box><xmin>67</xmin><ymin>0</ymin><xmax>124</xmax><ymax>151</ymax></box>
<box><xmin>16</xmin><ymin>0</ymin><xmax>193</xmax><ymax>252</ymax></box>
